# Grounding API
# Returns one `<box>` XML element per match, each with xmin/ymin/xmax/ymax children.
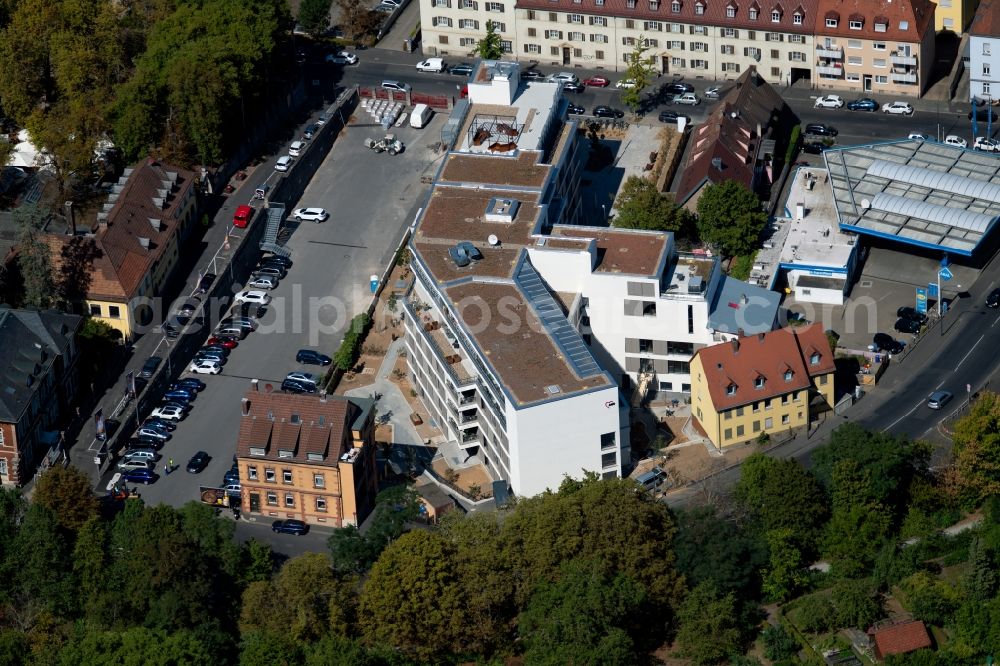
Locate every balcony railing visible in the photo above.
<box><xmin>458</xmin><ymin>393</ymin><xmax>476</xmax><ymax>406</ymax></box>
<box><xmin>460</xmin><ymin>411</ymin><xmax>479</xmax><ymax>424</ymax></box>
<box><xmin>891</xmin><ymin>70</ymin><xmax>918</xmax><ymax>83</ymax></box>
<box><xmin>461</xmin><ymin>429</ymin><xmax>480</xmax><ymax>444</ymax></box>
<box><xmin>816</xmin><ymin>62</ymin><xmax>844</xmax><ymax>77</ymax></box>
<box><xmin>891</xmin><ymin>52</ymin><xmax>917</xmax><ymax>66</ymax></box>
<box><xmin>816</xmin><ymin>45</ymin><xmax>843</xmax><ymax>59</ymax></box>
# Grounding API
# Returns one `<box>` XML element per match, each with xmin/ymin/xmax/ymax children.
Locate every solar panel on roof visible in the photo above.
<box><xmin>515</xmin><ymin>259</ymin><xmax>602</xmax><ymax>380</ymax></box>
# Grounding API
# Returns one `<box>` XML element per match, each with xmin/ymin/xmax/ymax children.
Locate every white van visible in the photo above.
<box><xmin>410</xmin><ymin>103</ymin><xmax>434</xmax><ymax>129</ymax></box>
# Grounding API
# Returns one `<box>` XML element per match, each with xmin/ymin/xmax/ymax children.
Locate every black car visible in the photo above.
<box><xmin>139</xmin><ymin>356</ymin><xmax>162</xmax><ymax>379</ymax></box>
<box><xmin>143</xmin><ymin>418</ymin><xmax>177</xmax><ymax>432</ymax></box>
<box><xmin>805</xmin><ymin>123</ymin><xmax>838</xmax><ymax>137</ymax></box>
<box><xmin>521</xmin><ymin>69</ymin><xmax>546</xmax><ymax>80</ymax></box>
<box><xmin>872</xmin><ymin>333</ymin><xmax>904</xmax><ymax>354</ymax></box>
<box><xmin>593</xmin><ymin>106</ymin><xmax>624</xmax><ymax>118</ymax></box>
<box><xmin>566</xmin><ymin>102</ymin><xmax>585</xmax><ymax>115</ymax></box>
<box><xmin>969</xmin><ymin>109</ymin><xmax>1000</xmax><ymax>123</ymax></box>
<box><xmin>282</xmin><ymin>378</ymin><xmax>317</xmax><ymax>394</ymax></box>
<box><xmin>260</xmin><ymin>254</ymin><xmax>292</xmax><ymax>269</ymax></box>
<box><xmin>846</xmin><ymin>97</ymin><xmax>878</xmax><ymax>111</ymax></box>
<box><xmin>658</xmin><ymin>110</ymin><xmax>686</xmax><ymax>124</ymax></box>
<box><xmin>186</xmin><ymin>451</ymin><xmax>210</xmax><ymax>473</ymax></box>
<box><xmin>448</xmin><ymin>62</ymin><xmax>474</xmax><ymax>76</ymax></box>
<box><xmin>303</xmin><ymin>124</ymin><xmax>319</xmax><ymax>140</ymax></box>
<box><xmin>988</xmin><ymin>288</ymin><xmax>1000</xmax><ymax>308</ymax></box>
<box><xmin>197</xmin><ymin>272</ymin><xmax>216</xmax><ymax>293</ymax></box>
<box><xmin>563</xmin><ymin>81</ymin><xmax>585</xmax><ymax>93</ymax></box>
<box><xmin>160</xmin><ymin>322</ymin><xmax>180</xmax><ymax>338</ymax></box>
<box><xmin>296</xmin><ymin>349</ymin><xmax>332</xmax><ymax>366</ymax></box>
<box><xmin>801</xmin><ymin>141</ymin><xmax>828</xmax><ymax>154</ymax></box>
<box><xmin>172</xmin><ymin>377</ymin><xmax>206</xmax><ymax>392</ymax></box>
<box><xmin>178</xmin><ymin>300</ymin><xmax>198</xmax><ymax>314</ymax></box>
<box><xmin>896</xmin><ymin>306</ymin><xmax>928</xmax><ymax>325</ymax></box>
<box><xmin>224</xmin><ymin>469</ymin><xmax>240</xmax><ymax>485</ymax></box>
<box><xmin>126</xmin><ymin>437</ymin><xmax>164</xmax><ymax>451</ymax></box>
<box><xmin>894</xmin><ymin>317</ymin><xmax>922</xmax><ymax>334</ymax></box>
<box><xmin>272</xmin><ymin>519</ymin><xmax>309</xmax><ymax>535</ymax></box>
<box><xmin>663</xmin><ymin>81</ymin><xmax>694</xmax><ymax>95</ymax></box>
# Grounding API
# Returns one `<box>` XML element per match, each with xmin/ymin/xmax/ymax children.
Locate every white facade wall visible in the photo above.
<box><xmin>422</xmin><ymin>0</ymin><xmax>518</xmax><ymax>56</ymax></box>
<box><xmin>970</xmin><ymin>34</ymin><xmax>1000</xmax><ymax>101</ymax></box>
<box><xmin>506</xmin><ymin>384</ymin><xmax>623</xmax><ymax>495</ymax></box>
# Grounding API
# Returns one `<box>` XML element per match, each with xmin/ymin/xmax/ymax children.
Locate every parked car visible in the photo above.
<box><xmin>136</xmin><ymin>427</ymin><xmax>170</xmax><ymax>441</ymax></box>
<box><xmin>194</xmin><ymin>351</ymin><xmax>226</xmax><ymax>365</ymax></box>
<box><xmin>593</xmin><ymin>106</ymin><xmax>624</xmax><ymax>118</ymax></box>
<box><xmin>139</xmin><ymin>356</ymin><xmax>162</xmax><ymax>379</ymax></box>
<box><xmin>663</xmin><ymin>81</ymin><xmax>694</xmax><ymax>95</ymax></box>
<box><xmin>288</xmin><ymin>140</ymin><xmax>305</xmax><ymax>157</ymax></box>
<box><xmin>908</xmin><ymin>132</ymin><xmax>928</xmax><ymax>140</ymax></box>
<box><xmin>944</xmin><ymin>135</ymin><xmax>968</xmax><ymax>148</ymax></box>
<box><xmin>282</xmin><ymin>378</ymin><xmax>317</xmax><ymax>394</ymax></box>
<box><xmin>219</xmin><ymin>316</ymin><xmax>256</xmax><ymax>330</ymax></box>
<box><xmin>223</xmin><ymin>483</ymin><xmax>242</xmax><ymax>497</ymax></box>
<box><xmin>563</xmin><ymin>81</ymin><xmax>585</xmax><ymax>93</ymax></box>
<box><xmin>272</xmin><ymin>519</ymin><xmax>309</xmax><ymax>535</ymax></box>
<box><xmin>325</xmin><ymin>50</ymin><xmax>358</xmax><ymax>65</ymax></box>
<box><xmin>172</xmin><ymin>377</ymin><xmax>206</xmax><ymax>391</ymax></box>
<box><xmin>234</xmin><ymin>290</ymin><xmax>271</xmax><ymax>305</ymax></box>
<box><xmin>548</xmin><ymin>72</ymin><xmax>580</xmax><ymax>84</ymax></box>
<box><xmin>142</xmin><ymin>418</ymin><xmax>176</xmax><ymax>432</ymax></box>
<box><xmin>882</xmin><ymin>101</ymin><xmax>914</xmax><ymax>115</ymax></box>
<box><xmin>801</xmin><ymin>141</ymin><xmax>828</xmax><ymax>154</ymax></box>
<box><xmin>583</xmin><ymin>76</ymin><xmax>610</xmax><ymax>87</ymax></box>
<box><xmin>186</xmin><ymin>451</ymin><xmax>210</xmax><ymax>473</ymax></box>
<box><xmin>704</xmin><ymin>86</ymin><xmax>721</xmax><ymax>98</ymax></box>
<box><xmin>969</xmin><ymin>108</ymin><xmax>999</xmax><ymax>122</ymax></box>
<box><xmin>974</xmin><ymin>137</ymin><xmax>1000</xmax><ymax>152</ymax></box>
<box><xmin>814</xmin><ymin>94</ymin><xmax>845</xmax><ymax>108</ymax></box>
<box><xmin>197</xmin><ymin>272</ymin><xmax>216</xmax><ymax>294</ymax></box>
<box><xmin>248</xmin><ymin>276</ymin><xmax>278</xmax><ymax>290</ymax></box>
<box><xmin>926</xmin><ymin>390</ymin><xmax>953</xmax><ymax>409</ymax></box>
<box><xmin>846</xmin><ymin>97</ymin><xmax>878</xmax><ymax>111</ymax></box>
<box><xmin>123</xmin><ymin>468</ymin><xmax>157</xmax><ymax>485</ymax></box>
<box><xmin>566</xmin><ymin>102</ymin><xmax>585</xmax><ymax>115</ymax></box>
<box><xmin>416</xmin><ymin>58</ymin><xmax>445</xmax><ymax>72</ymax></box>
<box><xmin>200</xmin><ymin>344</ymin><xmax>230</xmax><ymax>357</ymax></box>
<box><xmin>672</xmin><ymin>92</ymin><xmax>700</xmax><ymax>106</ymax></box>
<box><xmin>233</xmin><ymin>205</ymin><xmax>254</xmax><ymax>228</ymax></box>
<box><xmin>274</xmin><ymin>155</ymin><xmax>293</xmax><ymax>171</ymax></box>
<box><xmin>381</xmin><ymin>80</ymin><xmax>411</xmax><ymax>92</ymax></box>
<box><xmin>804</xmin><ymin>123</ymin><xmax>838</xmax><ymax>137</ymax></box>
<box><xmin>160</xmin><ymin>322</ymin><xmax>180</xmax><ymax>338</ymax></box>
<box><xmin>125</xmin><ymin>436</ymin><xmax>164</xmax><ymax>451</ymax></box>
<box><xmin>118</xmin><ymin>458</ymin><xmax>153</xmax><ymax>472</ymax></box>
<box><xmin>615</xmin><ymin>78</ymin><xmax>637</xmax><ymax>89</ymax></box>
<box><xmin>894</xmin><ymin>317</ymin><xmax>922</xmax><ymax>334</ymax></box>
<box><xmin>162</xmin><ymin>388</ymin><xmax>196</xmax><ymax>403</ymax></box>
<box><xmin>316</xmin><ymin>114</ymin><xmax>328</xmax><ymax>125</ymax></box>
<box><xmin>151</xmin><ymin>405</ymin><xmax>184</xmax><ymax>421</ymax></box>
<box><xmin>872</xmin><ymin>333</ymin><xmax>904</xmax><ymax>355</ymax></box>
<box><xmin>204</xmin><ymin>337</ymin><xmax>238</xmax><ymax>350</ymax></box>
<box><xmin>521</xmin><ymin>69</ymin><xmax>546</xmax><ymax>80</ymax></box>
<box><xmin>123</xmin><ymin>449</ymin><xmax>160</xmax><ymax>463</ymax></box>
<box><xmin>896</xmin><ymin>306</ymin><xmax>928</xmax><ymax>325</ymax></box>
<box><xmin>224</xmin><ymin>468</ymin><xmax>240</xmax><ymax>485</ymax></box>
<box><xmin>658</xmin><ymin>110</ymin><xmax>685</xmax><ymax>124</ymax></box>
<box><xmin>260</xmin><ymin>254</ymin><xmax>292</xmax><ymax>269</ymax></box>
<box><xmin>303</xmin><ymin>124</ymin><xmax>319</xmax><ymax>140</ymax></box>
<box><xmin>286</xmin><ymin>371</ymin><xmax>318</xmax><ymax>386</ymax></box>
<box><xmin>448</xmin><ymin>62</ymin><xmax>474</xmax><ymax>76</ymax></box>
<box><xmin>188</xmin><ymin>360</ymin><xmax>221</xmax><ymax>375</ymax></box>
<box><xmin>987</xmin><ymin>288</ymin><xmax>1000</xmax><ymax>308</ymax></box>
<box><xmin>292</xmin><ymin>207</ymin><xmax>329</xmax><ymax>222</ymax></box>
<box><xmin>297</xmin><ymin>349</ymin><xmax>333</xmax><ymax>366</ymax></box>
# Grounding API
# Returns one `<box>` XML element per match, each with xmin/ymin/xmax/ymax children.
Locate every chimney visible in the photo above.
<box><xmin>319</xmin><ymin>390</ymin><xmax>328</xmax><ymax>402</ymax></box>
<box><xmin>241</xmin><ymin>398</ymin><xmax>250</xmax><ymax>416</ymax></box>
<box><xmin>65</xmin><ymin>201</ymin><xmax>76</xmax><ymax>235</ymax></box>
<box><xmin>251</xmin><ymin>378</ymin><xmax>259</xmax><ymax>392</ymax></box>
<box><xmin>758</xmin><ymin>332</ymin><xmax>765</xmax><ymax>342</ymax></box>
<box><xmin>731</xmin><ymin>338</ymin><xmax>740</xmax><ymax>354</ymax></box>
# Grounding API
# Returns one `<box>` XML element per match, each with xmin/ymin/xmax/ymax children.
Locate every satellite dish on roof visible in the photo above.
<box><xmin>488</xmin><ymin>234</ymin><xmax>500</xmax><ymax>246</ymax></box>
<box><xmin>861</xmin><ymin>199</ymin><xmax>871</xmax><ymax>209</ymax></box>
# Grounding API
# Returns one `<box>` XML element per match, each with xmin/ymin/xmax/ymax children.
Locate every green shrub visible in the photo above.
<box><xmin>729</xmin><ymin>253</ymin><xmax>756</xmax><ymax>281</ymax></box>
<box><xmin>790</xmin><ymin>595</ymin><xmax>834</xmax><ymax>634</ymax></box>
<box><xmin>784</xmin><ymin>125</ymin><xmax>802</xmax><ymax>165</ymax></box>
<box><xmin>762</xmin><ymin>624</ymin><xmax>798</xmax><ymax>661</ymax></box>
<box><xmin>334</xmin><ymin>313</ymin><xmax>372</xmax><ymax>371</ymax></box>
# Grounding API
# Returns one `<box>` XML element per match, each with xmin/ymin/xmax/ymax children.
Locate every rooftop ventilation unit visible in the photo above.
<box><xmin>488</xmin><ymin>234</ymin><xmax>500</xmax><ymax>246</ymax></box>
<box><xmin>485</xmin><ymin>197</ymin><xmax>520</xmax><ymax>223</ymax></box>
<box><xmin>544</xmin><ymin>384</ymin><xmax>562</xmax><ymax>395</ymax></box>
<box><xmin>688</xmin><ymin>275</ymin><xmax>704</xmax><ymax>293</ymax></box>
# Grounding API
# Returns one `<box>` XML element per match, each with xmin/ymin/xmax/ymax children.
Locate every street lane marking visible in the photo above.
<box><xmin>886</xmin><ymin>401</ymin><xmax>922</xmax><ymax>431</ymax></box>
<box><xmin>955</xmin><ymin>333</ymin><xmax>985</xmax><ymax>371</ymax></box>
<box><xmin>308</xmin><ymin>240</ymin><xmax>368</xmax><ymax>249</ymax></box>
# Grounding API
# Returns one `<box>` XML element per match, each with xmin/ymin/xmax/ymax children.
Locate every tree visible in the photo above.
<box><xmin>674</xmin><ymin>582</ymin><xmax>745</xmax><ymax>665</ymax></box>
<box><xmin>77</xmin><ymin>317</ymin><xmax>123</xmax><ymax>382</ymax></box>
<box><xmin>963</xmin><ymin>535</ymin><xmax>996</xmax><ymax>602</ymax></box>
<box><xmin>238</xmin><ymin>631</ymin><xmax>302</xmax><ymax>666</ymax></box>
<box><xmin>328</xmin><ymin>525</ymin><xmax>375</xmax><ymax>574</ymax></box>
<box><xmin>2</xmin><ymin>504</ymin><xmax>77</xmax><ymax>626</ymax></box>
<box><xmin>619</xmin><ymin>38</ymin><xmax>654</xmax><ymax>111</ymax></box>
<box><xmin>761</xmin><ymin>528</ymin><xmax>807</xmax><ymax>603</ymax></box>
<box><xmin>298</xmin><ymin>0</ymin><xmax>331</xmax><ymax>35</ymax></box>
<box><xmin>57</xmin><ymin>627</ymin><xmax>215</xmax><ymax>666</ymax></box>
<box><xmin>823</xmin><ymin>460</ymin><xmax>893</xmax><ymax>577</ymax></box>
<box><xmin>695</xmin><ymin>180</ymin><xmax>767</xmax><ymax>257</ymax></box>
<box><xmin>14</xmin><ymin>205</ymin><xmax>55</xmax><ymax>309</ymax></box>
<box><xmin>831</xmin><ymin>578</ymin><xmax>883</xmax><ymax>630</ymax></box>
<box><xmin>32</xmin><ymin>466</ymin><xmax>98</xmax><ymax>532</ymax></box>
<box><xmin>328</xmin><ymin>486</ymin><xmax>421</xmax><ymax>574</ymax></box>
<box><xmin>673</xmin><ymin>506</ymin><xmax>766</xmax><ymax>598</ymax></box>
<box><xmin>898</xmin><ymin>571</ymin><xmax>961</xmax><ymax>625</ymax></box>
<box><xmin>335</xmin><ymin>0</ymin><xmax>382</xmax><ymax>41</ymax></box>
<box><xmin>475</xmin><ymin>20</ymin><xmax>504</xmax><ymax>60</ymax></box>
<box><xmin>790</xmin><ymin>595</ymin><xmax>834</xmax><ymax>634</ymax></box>
<box><xmin>304</xmin><ymin>635</ymin><xmax>379</xmax><ymax>666</ymax></box>
<box><xmin>518</xmin><ymin>558</ymin><xmax>645</xmax><ymax>666</ymax></box>
<box><xmin>951</xmin><ymin>391</ymin><xmax>1000</xmax><ymax>506</ymax></box>
<box><xmin>613</xmin><ymin>176</ymin><xmax>694</xmax><ymax>233</ymax></box>
<box><xmin>761</xmin><ymin>625</ymin><xmax>798</xmax><ymax>662</ymax></box>
<box><xmin>56</xmin><ymin>234</ymin><xmax>102</xmax><ymax>312</ymax></box>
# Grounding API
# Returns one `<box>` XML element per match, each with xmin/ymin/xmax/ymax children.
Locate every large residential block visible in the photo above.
<box><xmin>420</xmin><ymin>0</ymin><xmax>935</xmax><ymax>95</ymax></box>
<box><xmin>690</xmin><ymin>324</ymin><xmax>834</xmax><ymax>449</ymax></box>
<box><xmin>405</xmin><ymin>60</ymin><xmax>778</xmax><ymax>496</ymax></box>
<box><xmin>969</xmin><ymin>0</ymin><xmax>1000</xmax><ymax>102</ymax></box>
<box><xmin>235</xmin><ymin>390</ymin><xmax>378</xmax><ymax>527</ymax></box>
<box><xmin>0</xmin><ymin>308</ymin><xmax>82</xmax><ymax>486</ymax></box>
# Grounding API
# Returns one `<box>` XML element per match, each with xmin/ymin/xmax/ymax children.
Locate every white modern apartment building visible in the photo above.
<box><xmin>404</xmin><ymin>60</ymin><xmax>778</xmax><ymax>496</ymax></box>
<box><xmin>969</xmin><ymin>0</ymin><xmax>1000</xmax><ymax>103</ymax></box>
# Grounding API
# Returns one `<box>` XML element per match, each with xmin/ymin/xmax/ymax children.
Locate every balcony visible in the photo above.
<box><xmin>458</xmin><ymin>392</ymin><xmax>476</xmax><ymax>407</ymax></box>
<box><xmin>461</xmin><ymin>428</ymin><xmax>480</xmax><ymax>446</ymax></box>
<box><xmin>816</xmin><ymin>45</ymin><xmax>843</xmax><ymax>59</ymax></box>
<box><xmin>891</xmin><ymin>52</ymin><xmax>917</xmax><ymax>66</ymax></box>
<box><xmin>816</xmin><ymin>61</ymin><xmax>844</xmax><ymax>77</ymax></box>
<box><xmin>891</xmin><ymin>69</ymin><xmax>918</xmax><ymax>84</ymax></box>
<box><xmin>460</xmin><ymin>411</ymin><xmax>479</xmax><ymax>425</ymax></box>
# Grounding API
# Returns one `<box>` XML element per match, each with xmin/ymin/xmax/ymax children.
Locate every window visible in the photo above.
<box><xmin>682</xmin><ymin>383</ymin><xmax>691</xmax><ymax>392</ymax></box>
<box><xmin>671</xmin><ymin>57</ymin><xmax>685</xmax><ymax>66</ymax></box>
<box><xmin>736</xmin><ymin>406</ymin><xmax>744</xmax><ymax>417</ymax></box>
<box><xmin>849</xmin><ymin>19</ymin><xmax>862</xmax><ymax>29</ymax></box>
<box><xmin>764</xmin><ymin>417</ymin><xmax>773</xmax><ymax>428</ymax></box>
<box><xmin>105</xmin><ymin>305</ymin><xmax>120</xmax><ymax>319</ymax></box>
<box><xmin>692</xmin><ymin>24</ymin><xmax>707</xmax><ymax>34</ymax></box>
<box><xmin>644</xmin><ymin>20</ymin><xmax>663</xmax><ymax>30</ymax></box>
<box><xmin>546</xmin><ymin>29</ymin><xmax>563</xmax><ymax>38</ymax></box>
<box><xmin>643</xmin><ymin>37</ymin><xmax>658</xmax><ymax>46</ymax></box>
<box><xmin>781</xmin><ymin>394</ymin><xmax>790</xmax><ymax>405</ymax></box>
<box><xmin>788</xmin><ymin>33</ymin><xmax>803</xmax><ymax>42</ymax></box>
<box><xmin>601</xmin><ymin>452</ymin><xmax>617</xmax><ymax>468</ymax></box>
<box><xmin>792</xmin><ymin>12</ymin><xmax>801</xmax><ymax>24</ymax></box>
<box><xmin>873</xmin><ymin>41</ymin><xmax>886</xmax><ymax>50</ymax></box>
<box><xmin>985</xmin><ymin>83</ymin><xmax>992</xmax><ymax>94</ymax></box>
<box><xmin>670</xmin><ymin>40</ymin><xmax>684</xmax><ymax>49</ymax></box>
<box><xmin>754</xmin><ymin>376</ymin><xmax>765</xmax><ymax>389</ymax></box>
<box><xmin>0</xmin><ymin>459</ymin><xmax>6</xmax><ymax>476</ymax></box>
<box><xmin>433</xmin><ymin>16</ymin><xmax>452</xmax><ymax>26</ymax></box>
<box><xmin>825</xmin><ymin>18</ymin><xmax>837</xmax><ymax>27</ymax></box>
<box><xmin>721</xmin><ymin>44</ymin><xmax>734</xmax><ymax>54</ymax></box>
<box><xmin>736</xmin><ymin>424</ymin><xmax>745</xmax><ymax>437</ymax></box>
<box><xmin>726</xmin><ymin>5</ymin><xmax>735</xmax><ymax>17</ymax></box>
<box><xmin>595</xmin><ymin>49</ymin><xmax>605</xmax><ymax>58</ymax></box>
<box><xmin>549</xmin><ymin>11</ymin><xmax>557</xmax><ymax>19</ymax></box>
<box><xmin>643</xmin><ymin>302</ymin><xmax>656</xmax><ymax>316</ymax></box>
<box><xmin>771</xmin><ymin>49</ymin><xmax>779</xmax><ymax>58</ymax></box>
<box><xmin>722</xmin><ymin>27</ymin><xmax>737</xmax><ymax>37</ymax></box>
<box><xmin>551</xmin><ymin>46</ymin><xmax>560</xmax><ymax>55</ymax></box>
<box><xmin>687</xmin><ymin>305</ymin><xmax>694</xmax><ymax>334</ymax></box>
<box><xmin>626</xmin><ymin>0</ymin><xmax>636</xmax><ymax>7</ymax></box>
<box><xmin>266</xmin><ymin>492</ymin><xmax>278</xmax><ymax>506</ymax></box>
<box><xmin>89</xmin><ymin>304</ymin><xmax>101</xmax><ymax>316</ymax></box>
<box><xmin>589</xmin><ymin>15</ymin><xmax>607</xmax><ymax>25</ymax></box>
<box><xmin>819</xmin><ymin>374</ymin><xmax>829</xmax><ymax>385</ymax></box>
<box><xmin>284</xmin><ymin>493</ymin><xmax>295</xmax><ymax>507</ymax></box>
<box><xmin>670</xmin><ymin>22</ymin><xmax>683</xmax><ymax>31</ymax></box>
<box><xmin>313</xmin><ymin>473</ymin><xmax>325</xmax><ymax>488</ymax></box>
<box><xmin>435</xmin><ymin>0</ymin><xmax>451</xmax><ymax>6</ymax></box>
<box><xmin>265</xmin><ymin>468</ymin><xmax>276</xmax><ymax>482</ymax></box>
<box><xmin>745</xmin><ymin>46</ymin><xmax>761</xmax><ymax>59</ymax></box>
<box><xmin>462</xmin><ymin>0</ymin><xmax>477</xmax><ymax>7</ymax></box>
<box><xmin>590</xmin><ymin>33</ymin><xmax>608</xmax><ymax>42</ymax></box>
<box><xmin>671</xmin><ymin>0</ymin><xmax>681</xmax><ymax>10</ymax></box>
<box><xmin>649</xmin><ymin>0</ymin><xmax>660</xmax><ymax>8</ymax></box>
<box><xmin>660</xmin><ymin>381</ymin><xmax>673</xmax><ymax>391</ymax></box>
<box><xmin>985</xmin><ymin>64</ymin><xmax>992</xmax><ymax>76</ymax></box>
<box><xmin>724</xmin><ymin>428</ymin><xmax>733</xmax><ymax>440</ymax></box>
<box><xmin>625</xmin><ymin>19</ymin><xmax>635</xmax><ymax>28</ymax></box>
<box><xmin>460</xmin><ymin>36</ymin><xmax>475</xmax><ymax>45</ymax></box>
<box><xmin>248</xmin><ymin>466</ymin><xmax>258</xmax><ymax>480</ymax></box>
<box><xmin>781</xmin><ymin>414</ymin><xmax>790</xmax><ymax>425</ymax></box>
<box><xmin>282</xmin><ymin>469</ymin><xmax>293</xmax><ymax>484</ymax></box>
<box><xmin>485</xmin><ymin>1</ymin><xmax>504</xmax><ymax>10</ymax></box>
<box><xmin>753</xmin><ymin>420</ymin><xmax>761</xmax><ymax>432</ymax></box>
<box><xmin>601</xmin><ymin>432</ymin><xmax>616</xmax><ymax>450</ymax></box>
<box><xmin>525</xmin><ymin>43</ymin><xmax>541</xmax><ymax>53</ymax></box>
<box><xmin>667</xmin><ymin>360</ymin><xmax>689</xmax><ymax>374</ymax></box>
<box><xmin>596</xmin><ymin>0</ymin><xmax>604</xmax><ymax>5</ymax></box>
<box><xmin>568</xmin><ymin>13</ymin><xmax>583</xmax><ymax>21</ymax></box>
<box><xmin>764</xmin><ymin>31</ymin><xmax>782</xmax><ymax>41</ymax></box>
<box><xmin>692</xmin><ymin>58</ymin><xmax>708</xmax><ymax>68</ymax></box>
<box><xmin>789</xmin><ymin>51</ymin><xmax>805</xmax><ymax>61</ymax></box>
<box><xmin>459</xmin><ymin>19</ymin><xmax>479</xmax><ymax>28</ymax></box>
<box><xmin>722</xmin><ymin>62</ymin><xmax>741</xmax><ymax>72</ymax></box>
<box><xmin>692</xmin><ymin>41</ymin><xmax>708</xmax><ymax>51</ymax></box>
<box><xmin>573</xmin><ymin>46</ymin><xmax>582</xmax><ymax>56</ymax></box>
<box><xmin>726</xmin><ymin>384</ymin><xmax>737</xmax><ymax>395</ymax></box>
<box><xmin>570</xmin><ymin>31</ymin><xmax>584</xmax><ymax>40</ymax></box>
<box><xmin>984</xmin><ymin>43</ymin><xmax>992</xmax><ymax>56</ymax></box>
<box><xmin>695</xmin><ymin>1</ymin><xmax>704</xmax><ymax>13</ymax></box>
<box><xmin>847</xmin><ymin>55</ymin><xmax>862</xmax><ymax>65</ymax></box>
<box><xmin>771</xmin><ymin>66</ymin><xmax>780</xmax><ymax>76</ymax></box>
<box><xmin>316</xmin><ymin>497</ymin><xmax>327</xmax><ymax>512</ymax></box>
<box><xmin>899</xmin><ymin>20</ymin><xmax>908</xmax><ymax>30</ymax></box>
<box><xmin>875</xmin><ymin>74</ymin><xmax>888</xmax><ymax>84</ymax></box>
<box><xmin>810</xmin><ymin>352</ymin><xmax>821</xmax><ymax>365</ymax></box>
<box><xmin>873</xmin><ymin>58</ymin><xmax>886</xmax><ymax>67</ymax></box>
<box><xmin>749</xmin><ymin>7</ymin><xmax>757</xmax><ymax>19</ymax></box>
<box><xmin>784</xmin><ymin>370</ymin><xmax>793</xmax><ymax>381</ymax></box>
<box><xmin>771</xmin><ymin>9</ymin><xmax>780</xmax><ymax>21</ymax></box>
<box><xmin>847</xmin><ymin>39</ymin><xmax>861</xmax><ymax>48</ymax></box>
<box><xmin>438</xmin><ymin>35</ymin><xmax>449</xmax><ymax>43</ymax></box>
<box><xmin>638</xmin><ymin>338</ymin><xmax>654</xmax><ymax>352</ymax></box>
<box><xmin>753</xmin><ymin>401</ymin><xmax>761</xmax><ymax>413</ymax></box>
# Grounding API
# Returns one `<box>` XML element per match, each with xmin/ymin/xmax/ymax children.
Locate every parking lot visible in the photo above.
<box><xmin>106</xmin><ymin>113</ymin><xmax>447</xmax><ymax>514</ymax></box>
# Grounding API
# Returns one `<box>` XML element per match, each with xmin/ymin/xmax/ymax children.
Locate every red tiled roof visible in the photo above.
<box><xmin>969</xmin><ymin>0</ymin><xmax>1000</xmax><ymax>37</ymax></box>
<box><xmin>515</xmin><ymin>0</ymin><xmax>818</xmax><ymax>32</ymax></box>
<box><xmin>814</xmin><ymin>0</ymin><xmax>934</xmax><ymax>41</ymax></box>
<box><xmin>873</xmin><ymin>621</ymin><xmax>932</xmax><ymax>658</ymax></box>
<box><xmin>694</xmin><ymin>324</ymin><xmax>834</xmax><ymax>411</ymax></box>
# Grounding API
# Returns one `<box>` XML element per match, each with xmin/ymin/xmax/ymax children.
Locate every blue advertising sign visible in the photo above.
<box><xmin>928</xmin><ymin>283</ymin><xmax>939</xmax><ymax>298</ymax></box>
<box><xmin>939</xmin><ymin>265</ymin><xmax>953</xmax><ymax>281</ymax></box>
<box><xmin>916</xmin><ymin>287</ymin><xmax>928</xmax><ymax>314</ymax></box>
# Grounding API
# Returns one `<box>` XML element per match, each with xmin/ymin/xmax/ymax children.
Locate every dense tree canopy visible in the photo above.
<box><xmin>614</xmin><ymin>176</ymin><xmax>694</xmax><ymax>233</ymax></box>
<box><xmin>952</xmin><ymin>392</ymin><xmax>1000</xmax><ymax>507</ymax></box>
<box><xmin>695</xmin><ymin>180</ymin><xmax>767</xmax><ymax>256</ymax></box>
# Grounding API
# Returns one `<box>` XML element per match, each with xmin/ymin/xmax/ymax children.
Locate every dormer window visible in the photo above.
<box><xmin>899</xmin><ymin>20</ymin><xmax>909</xmax><ymax>30</ymax></box>
<box><xmin>771</xmin><ymin>9</ymin><xmax>780</xmax><ymax>21</ymax></box>
<box><xmin>695</xmin><ymin>0</ymin><xmax>705</xmax><ymax>14</ymax></box>
<box><xmin>783</xmin><ymin>370</ymin><xmax>793</xmax><ymax>381</ymax></box>
<box><xmin>825</xmin><ymin>17</ymin><xmax>837</xmax><ymax>27</ymax></box>
<box><xmin>671</xmin><ymin>0</ymin><xmax>681</xmax><ymax>11</ymax></box>
<box><xmin>650</xmin><ymin>0</ymin><xmax>660</xmax><ymax>9</ymax></box>
<box><xmin>754</xmin><ymin>376</ymin><xmax>765</xmax><ymax>389</ymax></box>
<box><xmin>792</xmin><ymin>11</ymin><xmax>802</xmax><ymax>24</ymax></box>
<box><xmin>726</xmin><ymin>4</ymin><xmax>736</xmax><ymax>16</ymax></box>
<box><xmin>849</xmin><ymin>13</ymin><xmax>863</xmax><ymax>29</ymax></box>
<box><xmin>810</xmin><ymin>352</ymin><xmax>821</xmax><ymax>365</ymax></box>
<box><xmin>749</xmin><ymin>7</ymin><xmax>758</xmax><ymax>19</ymax></box>
<box><xmin>726</xmin><ymin>383</ymin><xmax>737</xmax><ymax>395</ymax></box>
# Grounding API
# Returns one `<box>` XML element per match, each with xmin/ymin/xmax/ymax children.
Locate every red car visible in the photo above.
<box><xmin>583</xmin><ymin>76</ymin><xmax>610</xmax><ymax>87</ymax></box>
<box><xmin>206</xmin><ymin>336</ymin><xmax>239</xmax><ymax>349</ymax></box>
<box><xmin>233</xmin><ymin>205</ymin><xmax>254</xmax><ymax>228</ymax></box>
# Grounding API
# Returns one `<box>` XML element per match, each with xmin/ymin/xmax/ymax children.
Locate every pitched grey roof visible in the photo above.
<box><xmin>708</xmin><ymin>276</ymin><xmax>780</xmax><ymax>335</ymax></box>
<box><xmin>0</xmin><ymin>308</ymin><xmax>81</xmax><ymax>423</ymax></box>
